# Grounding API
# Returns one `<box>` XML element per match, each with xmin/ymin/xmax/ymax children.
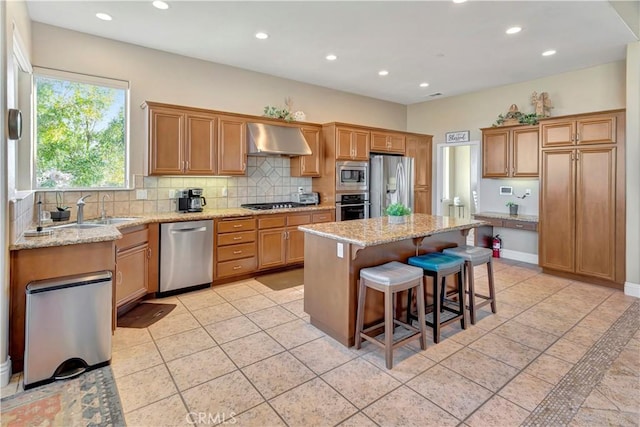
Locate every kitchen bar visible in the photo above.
<box><xmin>299</xmin><ymin>214</ymin><xmax>487</xmax><ymax>347</ymax></box>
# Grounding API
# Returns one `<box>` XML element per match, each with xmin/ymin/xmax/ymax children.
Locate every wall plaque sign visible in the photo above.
<box><xmin>445</xmin><ymin>130</ymin><xmax>470</xmax><ymax>143</ymax></box>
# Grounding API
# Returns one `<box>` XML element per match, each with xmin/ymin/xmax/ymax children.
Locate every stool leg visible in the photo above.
<box><xmin>406</xmin><ymin>288</ymin><xmax>413</xmax><ymax>324</ymax></box>
<box><xmin>458</xmin><ymin>266</ymin><xmax>467</xmax><ymax>330</ymax></box>
<box><xmin>467</xmin><ymin>260</ymin><xmax>477</xmax><ymax>325</ymax></box>
<box><xmin>487</xmin><ymin>259</ymin><xmax>497</xmax><ymax>314</ymax></box>
<box><xmin>384</xmin><ymin>288</ymin><xmax>394</xmax><ymax>369</ymax></box>
<box><xmin>433</xmin><ymin>273</ymin><xmax>441</xmax><ymax>344</ymax></box>
<box><xmin>416</xmin><ymin>281</ymin><xmax>427</xmax><ymax>350</ymax></box>
<box><xmin>355</xmin><ymin>279</ymin><xmax>366</xmax><ymax>349</ymax></box>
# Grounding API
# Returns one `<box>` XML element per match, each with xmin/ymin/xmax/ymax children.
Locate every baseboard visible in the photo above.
<box><xmin>624</xmin><ymin>281</ymin><xmax>640</xmax><ymax>298</ymax></box>
<box><xmin>500</xmin><ymin>249</ymin><xmax>538</xmax><ymax>265</ymax></box>
<box><xmin>1</xmin><ymin>356</ymin><xmax>12</xmax><ymax>387</ymax></box>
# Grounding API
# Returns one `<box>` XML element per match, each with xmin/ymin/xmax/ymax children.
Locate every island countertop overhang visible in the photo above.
<box><xmin>298</xmin><ymin>214</ymin><xmax>488</xmax><ymax>247</ymax></box>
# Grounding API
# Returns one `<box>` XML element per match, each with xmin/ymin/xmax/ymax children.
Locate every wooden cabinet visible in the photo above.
<box><xmin>215</xmin><ymin>217</ymin><xmax>257</xmax><ymax>279</ymax></box>
<box><xmin>481</xmin><ymin>125</ymin><xmax>538</xmax><ymax>178</ymax></box>
<box><xmin>370</xmin><ymin>131</ymin><xmax>405</xmax><ymax>154</ymax></box>
<box><xmin>541</xmin><ymin>114</ymin><xmax>617</xmax><ymax>148</ymax></box>
<box><xmin>335</xmin><ymin>127</ymin><xmax>369</xmax><ymax>161</ymax></box>
<box><xmin>539</xmin><ymin>110</ymin><xmax>625</xmax><ymax>286</ymax></box>
<box><xmin>217</xmin><ymin>115</ymin><xmax>247</xmax><ymax>175</ymax></box>
<box><xmin>406</xmin><ymin>135</ymin><xmax>432</xmax><ymax>214</ymax></box>
<box><xmin>290</xmin><ymin>126</ymin><xmax>322</xmax><ymax>177</ymax></box>
<box><xmin>115</xmin><ymin>226</ymin><xmax>151</xmax><ymax>309</ymax></box>
<box><xmin>145</xmin><ymin>103</ymin><xmax>216</xmax><ymax>176</ymax></box>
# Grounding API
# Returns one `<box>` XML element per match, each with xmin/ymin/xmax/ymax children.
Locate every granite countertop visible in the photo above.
<box><xmin>473</xmin><ymin>211</ymin><xmax>539</xmax><ymax>223</ymax></box>
<box><xmin>298</xmin><ymin>214</ymin><xmax>487</xmax><ymax>247</ymax></box>
<box><xmin>11</xmin><ymin>204</ymin><xmax>335</xmax><ymax>251</ymax></box>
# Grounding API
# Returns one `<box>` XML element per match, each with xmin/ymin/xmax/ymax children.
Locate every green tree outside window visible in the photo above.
<box><xmin>35</xmin><ymin>74</ymin><xmax>128</xmax><ymax>189</ymax></box>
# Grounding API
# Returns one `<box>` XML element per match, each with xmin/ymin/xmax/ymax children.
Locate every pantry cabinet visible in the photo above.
<box><xmin>370</xmin><ymin>131</ymin><xmax>405</xmax><ymax>154</ymax></box>
<box><xmin>290</xmin><ymin>126</ymin><xmax>323</xmax><ymax>177</ymax></box>
<box><xmin>145</xmin><ymin>103</ymin><xmax>216</xmax><ymax>176</ymax></box>
<box><xmin>481</xmin><ymin>125</ymin><xmax>538</xmax><ymax>178</ymax></box>
<box><xmin>405</xmin><ymin>135</ymin><xmax>432</xmax><ymax>214</ymax></box>
<box><xmin>539</xmin><ymin>109</ymin><xmax>625</xmax><ymax>286</ymax></box>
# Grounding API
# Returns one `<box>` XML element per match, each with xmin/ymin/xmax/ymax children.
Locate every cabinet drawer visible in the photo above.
<box><xmin>475</xmin><ymin>217</ymin><xmax>504</xmax><ymax>227</ymax></box>
<box><xmin>217</xmin><ymin>230</ymin><xmax>256</xmax><ymax>246</ymax></box>
<box><xmin>287</xmin><ymin>213</ymin><xmax>312</xmax><ymax>226</ymax></box>
<box><xmin>503</xmin><ymin>220</ymin><xmax>537</xmax><ymax>231</ymax></box>
<box><xmin>218</xmin><ymin>218</ymin><xmax>255</xmax><ymax>233</ymax></box>
<box><xmin>313</xmin><ymin>211</ymin><xmax>334</xmax><ymax>223</ymax></box>
<box><xmin>258</xmin><ymin>215</ymin><xmax>286</xmax><ymax>229</ymax></box>
<box><xmin>216</xmin><ymin>257</ymin><xmax>257</xmax><ymax>278</ymax></box>
<box><xmin>217</xmin><ymin>242</ymin><xmax>256</xmax><ymax>262</ymax></box>
<box><xmin>117</xmin><ymin>228</ymin><xmax>149</xmax><ymax>251</ymax></box>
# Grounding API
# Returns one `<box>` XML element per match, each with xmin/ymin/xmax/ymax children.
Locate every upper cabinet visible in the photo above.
<box><xmin>335</xmin><ymin>126</ymin><xmax>369</xmax><ymax>161</ymax></box>
<box><xmin>144</xmin><ymin>102</ymin><xmax>250</xmax><ymax>176</ymax></box>
<box><xmin>290</xmin><ymin>126</ymin><xmax>323</xmax><ymax>177</ymax></box>
<box><xmin>217</xmin><ymin>115</ymin><xmax>247</xmax><ymax>176</ymax></box>
<box><xmin>370</xmin><ymin>131</ymin><xmax>405</xmax><ymax>154</ymax></box>
<box><xmin>481</xmin><ymin>125</ymin><xmax>538</xmax><ymax>178</ymax></box>
<box><xmin>541</xmin><ymin>113</ymin><xmax>617</xmax><ymax>148</ymax></box>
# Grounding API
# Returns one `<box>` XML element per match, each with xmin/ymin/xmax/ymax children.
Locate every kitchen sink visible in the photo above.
<box><xmin>87</xmin><ymin>217</ymin><xmax>140</xmax><ymax>225</ymax></box>
<box><xmin>53</xmin><ymin>223</ymin><xmax>106</xmax><ymax>230</ymax></box>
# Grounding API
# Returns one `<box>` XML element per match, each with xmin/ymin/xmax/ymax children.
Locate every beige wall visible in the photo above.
<box><xmin>407</xmin><ymin>61</ymin><xmax>627</xmax><ymax>257</ymax></box>
<box><xmin>31</xmin><ymin>23</ymin><xmax>407</xmax><ymax>182</ymax></box>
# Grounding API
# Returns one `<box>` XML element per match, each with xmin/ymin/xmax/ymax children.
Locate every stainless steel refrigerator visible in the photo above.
<box><xmin>369</xmin><ymin>155</ymin><xmax>415</xmax><ymax>217</ymax></box>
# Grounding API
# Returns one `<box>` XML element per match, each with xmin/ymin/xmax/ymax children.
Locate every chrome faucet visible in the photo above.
<box><xmin>101</xmin><ymin>194</ymin><xmax>110</xmax><ymax>221</ymax></box>
<box><xmin>76</xmin><ymin>195</ymin><xmax>91</xmax><ymax>224</ymax></box>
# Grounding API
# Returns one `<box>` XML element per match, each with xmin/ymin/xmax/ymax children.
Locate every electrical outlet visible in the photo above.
<box><xmin>337</xmin><ymin>243</ymin><xmax>344</xmax><ymax>258</ymax></box>
<box><xmin>221</xmin><ymin>187</ymin><xmax>228</xmax><ymax>197</ymax></box>
<box><xmin>525</xmin><ymin>189</ymin><xmax>532</xmax><ymax>196</ymax></box>
<box><xmin>136</xmin><ymin>189</ymin><xmax>148</xmax><ymax>200</ymax></box>
<box><xmin>168</xmin><ymin>189</ymin><xmax>176</xmax><ymax>199</ymax></box>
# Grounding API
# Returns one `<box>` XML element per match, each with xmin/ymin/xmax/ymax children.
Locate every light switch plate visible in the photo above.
<box><xmin>337</xmin><ymin>243</ymin><xmax>344</xmax><ymax>258</ymax></box>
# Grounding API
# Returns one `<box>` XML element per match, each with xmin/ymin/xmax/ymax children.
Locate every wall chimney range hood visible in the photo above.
<box><xmin>247</xmin><ymin>122</ymin><xmax>312</xmax><ymax>156</ymax></box>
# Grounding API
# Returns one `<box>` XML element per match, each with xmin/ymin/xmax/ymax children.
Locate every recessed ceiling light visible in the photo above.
<box><xmin>96</xmin><ymin>12</ymin><xmax>112</xmax><ymax>21</ymax></box>
<box><xmin>542</xmin><ymin>49</ymin><xmax>557</xmax><ymax>56</ymax></box>
<box><xmin>419</xmin><ymin>82</ymin><xmax>430</xmax><ymax>88</ymax></box>
<box><xmin>506</xmin><ymin>26</ymin><xmax>522</xmax><ymax>35</ymax></box>
<box><xmin>378</xmin><ymin>70</ymin><xmax>389</xmax><ymax>76</ymax></box>
<box><xmin>255</xmin><ymin>32</ymin><xmax>269</xmax><ymax>40</ymax></box>
<box><xmin>326</xmin><ymin>54</ymin><xmax>337</xmax><ymax>61</ymax></box>
<box><xmin>152</xmin><ymin>0</ymin><xmax>169</xmax><ymax>10</ymax></box>
<box><xmin>452</xmin><ymin>0</ymin><xmax>467</xmax><ymax>3</ymax></box>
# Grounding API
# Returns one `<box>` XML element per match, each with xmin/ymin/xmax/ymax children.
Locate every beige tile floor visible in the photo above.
<box><xmin>2</xmin><ymin>258</ymin><xmax>639</xmax><ymax>427</ymax></box>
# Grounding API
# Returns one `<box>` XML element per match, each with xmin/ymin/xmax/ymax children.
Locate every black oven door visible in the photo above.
<box><xmin>336</xmin><ymin>203</ymin><xmax>370</xmax><ymax>221</ymax></box>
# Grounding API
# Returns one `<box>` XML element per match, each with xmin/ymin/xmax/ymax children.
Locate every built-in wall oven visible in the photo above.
<box><xmin>336</xmin><ymin>193</ymin><xmax>370</xmax><ymax>221</ymax></box>
<box><xmin>336</xmin><ymin>161</ymin><xmax>368</xmax><ymax>192</ymax></box>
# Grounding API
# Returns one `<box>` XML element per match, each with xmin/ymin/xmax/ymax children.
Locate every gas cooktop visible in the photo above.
<box><xmin>241</xmin><ymin>202</ymin><xmax>304</xmax><ymax>210</ymax></box>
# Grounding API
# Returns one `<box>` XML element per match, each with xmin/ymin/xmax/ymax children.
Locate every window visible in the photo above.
<box><xmin>34</xmin><ymin>68</ymin><xmax>129</xmax><ymax>189</ymax></box>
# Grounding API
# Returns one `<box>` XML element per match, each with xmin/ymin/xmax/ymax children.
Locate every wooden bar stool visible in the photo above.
<box><xmin>407</xmin><ymin>252</ymin><xmax>466</xmax><ymax>343</ymax></box>
<box><xmin>355</xmin><ymin>261</ymin><xmax>427</xmax><ymax>369</ymax></box>
<box><xmin>443</xmin><ymin>245</ymin><xmax>496</xmax><ymax>324</ymax></box>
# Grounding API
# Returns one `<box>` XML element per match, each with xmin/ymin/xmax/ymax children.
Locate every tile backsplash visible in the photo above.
<box><xmin>9</xmin><ymin>192</ymin><xmax>35</xmax><ymax>243</ymax></box>
<box><xmin>12</xmin><ymin>157</ymin><xmax>312</xmax><ymax>242</ymax></box>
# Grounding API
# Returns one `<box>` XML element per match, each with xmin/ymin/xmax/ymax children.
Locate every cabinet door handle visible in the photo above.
<box><xmin>515</xmin><ymin>224</ymin><xmax>524</xmax><ymax>228</ymax></box>
<box><xmin>233</xmin><ymin>236</ymin><xmax>243</xmax><ymax>240</ymax></box>
<box><xmin>233</xmin><ymin>250</ymin><xmax>242</xmax><ymax>254</ymax></box>
<box><xmin>576</xmin><ymin>133</ymin><xmax>580</xmax><ymax>142</ymax></box>
<box><xmin>147</xmin><ymin>248</ymin><xmax>151</xmax><ymax>259</ymax></box>
<box><xmin>233</xmin><ymin>224</ymin><xmax>243</xmax><ymax>228</ymax></box>
<box><xmin>233</xmin><ymin>265</ymin><xmax>242</xmax><ymax>270</ymax></box>
<box><xmin>185</xmin><ymin>161</ymin><xmax>189</xmax><ymax>170</ymax></box>
<box><xmin>117</xmin><ymin>271</ymin><xmax>123</xmax><ymax>285</ymax></box>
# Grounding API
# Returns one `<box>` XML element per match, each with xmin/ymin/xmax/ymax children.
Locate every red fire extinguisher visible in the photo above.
<box><xmin>492</xmin><ymin>234</ymin><xmax>502</xmax><ymax>258</ymax></box>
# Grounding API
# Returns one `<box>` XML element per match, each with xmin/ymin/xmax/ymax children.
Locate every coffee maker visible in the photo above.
<box><xmin>176</xmin><ymin>188</ymin><xmax>206</xmax><ymax>212</ymax></box>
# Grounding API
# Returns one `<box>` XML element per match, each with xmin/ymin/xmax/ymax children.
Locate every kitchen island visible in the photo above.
<box><xmin>299</xmin><ymin>214</ymin><xmax>486</xmax><ymax>347</ymax></box>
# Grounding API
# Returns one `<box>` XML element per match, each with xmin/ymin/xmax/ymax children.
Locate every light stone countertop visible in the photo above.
<box><xmin>298</xmin><ymin>214</ymin><xmax>488</xmax><ymax>247</ymax></box>
<box><xmin>11</xmin><ymin>204</ymin><xmax>335</xmax><ymax>251</ymax></box>
<box><xmin>473</xmin><ymin>211</ymin><xmax>539</xmax><ymax>223</ymax></box>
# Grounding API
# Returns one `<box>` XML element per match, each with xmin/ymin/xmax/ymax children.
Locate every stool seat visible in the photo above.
<box><xmin>407</xmin><ymin>253</ymin><xmax>464</xmax><ymax>271</ymax></box>
<box><xmin>442</xmin><ymin>246</ymin><xmax>492</xmax><ymax>265</ymax></box>
<box><xmin>360</xmin><ymin>261</ymin><xmax>424</xmax><ymax>286</ymax></box>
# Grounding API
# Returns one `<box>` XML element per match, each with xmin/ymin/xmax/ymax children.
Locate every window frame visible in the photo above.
<box><xmin>32</xmin><ymin>67</ymin><xmax>132</xmax><ymax>190</ymax></box>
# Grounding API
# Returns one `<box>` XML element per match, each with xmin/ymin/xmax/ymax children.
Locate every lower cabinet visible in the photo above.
<box><xmin>214</xmin><ymin>217</ymin><xmax>257</xmax><ymax>279</ymax></box>
<box><xmin>115</xmin><ymin>226</ymin><xmax>151</xmax><ymax>309</ymax></box>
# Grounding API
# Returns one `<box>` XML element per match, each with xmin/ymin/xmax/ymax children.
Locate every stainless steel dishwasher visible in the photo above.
<box><xmin>160</xmin><ymin>220</ymin><xmax>214</xmax><ymax>296</ymax></box>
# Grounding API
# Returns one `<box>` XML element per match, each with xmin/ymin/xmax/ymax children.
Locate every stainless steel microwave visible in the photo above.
<box><xmin>336</xmin><ymin>161</ymin><xmax>368</xmax><ymax>192</ymax></box>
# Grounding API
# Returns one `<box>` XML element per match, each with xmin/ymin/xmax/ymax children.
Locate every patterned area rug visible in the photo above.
<box><xmin>1</xmin><ymin>366</ymin><xmax>124</xmax><ymax>427</ymax></box>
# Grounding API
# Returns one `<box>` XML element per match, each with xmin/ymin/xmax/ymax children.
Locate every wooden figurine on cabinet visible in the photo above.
<box><xmin>531</xmin><ymin>91</ymin><xmax>553</xmax><ymax>117</ymax></box>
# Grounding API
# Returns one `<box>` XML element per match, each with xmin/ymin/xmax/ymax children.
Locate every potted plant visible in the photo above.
<box><xmin>50</xmin><ymin>191</ymin><xmax>70</xmax><ymax>221</ymax></box>
<box><xmin>506</xmin><ymin>201</ymin><xmax>519</xmax><ymax>216</ymax></box>
<box><xmin>385</xmin><ymin>203</ymin><xmax>411</xmax><ymax>224</ymax></box>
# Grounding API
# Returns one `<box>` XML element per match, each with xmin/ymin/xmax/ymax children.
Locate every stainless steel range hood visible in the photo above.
<box><xmin>247</xmin><ymin>122</ymin><xmax>312</xmax><ymax>156</ymax></box>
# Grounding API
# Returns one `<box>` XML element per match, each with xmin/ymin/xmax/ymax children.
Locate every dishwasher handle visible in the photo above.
<box><xmin>170</xmin><ymin>226</ymin><xmax>208</xmax><ymax>234</ymax></box>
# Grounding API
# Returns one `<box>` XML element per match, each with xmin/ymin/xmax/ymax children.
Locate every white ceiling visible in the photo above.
<box><xmin>26</xmin><ymin>1</ymin><xmax>638</xmax><ymax>105</ymax></box>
